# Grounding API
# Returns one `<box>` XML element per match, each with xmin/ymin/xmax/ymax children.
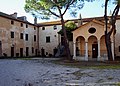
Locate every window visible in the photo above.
<box><xmin>34</xmin><ymin>35</ymin><xmax>36</xmax><ymax>42</ymax></box>
<box><xmin>119</xmin><ymin>46</ymin><xmax>120</xmax><ymax>52</ymax></box>
<box><xmin>34</xmin><ymin>27</ymin><xmax>36</xmax><ymax>30</ymax></box>
<box><xmin>11</xmin><ymin>31</ymin><xmax>14</xmax><ymax>38</ymax></box>
<box><xmin>20</xmin><ymin>33</ymin><xmax>23</xmax><ymax>39</ymax></box>
<box><xmin>11</xmin><ymin>20</ymin><xmax>14</xmax><ymax>25</ymax></box>
<box><xmin>21</xmin><ymin>23</ymin><xmax>23</xmax><ymax>27</ymax></box>
<box><xmin>46</xmin><ymin>36</ymin><xmax>50</xmax><ymax>43</ymax></box>
<box><xmin>88</xmin><ymin>27</ymin><xmax>96</xmax><ymax>34</ymax></box>
<box><xmin>26</xmin><ymin>24</ymin><xmax>28</xmax><ymax>28</ymax></box>
<box><xmin>42</xmin><ymin>27</ymin><xmax>45</xmax><ymax>30</ymax></box>
<box><xmin>25</xmin><ymin>34</ymin><xmax>28</xmax><ymax>41</ymax></box>
<box><xmin>32</xmin><ymin>47</ymin><xmax>34</xmax><ymax>53</ymax></box>
<box><xmin>54</xmin><ymin>25</ymin><xmax>57</xmax><ymax>30</ymax></box>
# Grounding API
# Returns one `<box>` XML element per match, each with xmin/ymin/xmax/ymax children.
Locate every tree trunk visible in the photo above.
<box><xmin>104</xmin><ymin>0</ymin><xmax>113</xmax><ymax>61</ymax></box>
<box><xmin>104</xmin><ymin>0</ymin><xmax>119</xmax><ymax>61</ymax></box>
<box><xmin>105</xmin><ymin>31</ymin><xmax>113</xmax><ymax>61</ymax></box>
<box><xmin>60</xmin><ymin>15</ymin><xmax>72</xmax><ymax>61</ymax></box>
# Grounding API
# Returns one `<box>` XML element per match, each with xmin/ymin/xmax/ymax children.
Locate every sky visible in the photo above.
<box><xmin>0</xmin><ymin>0</ymin><xmax>117</xmax><ymax>23</ymax></box>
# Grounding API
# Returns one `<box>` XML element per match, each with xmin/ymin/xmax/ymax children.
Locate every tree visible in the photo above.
<box><xmin>24</xmin><ymin>0</ymin><xmax>94</xmax><ymax>61</ymax></box>
<box><xmin>58</xmin><ymin>21</ymin><xmax>77</xmax><ymax>41</ymax></box>
<box><xmin>104</xmin><ymin>0</ymin><xmax>120</xmax><ymax>61</ymax></box>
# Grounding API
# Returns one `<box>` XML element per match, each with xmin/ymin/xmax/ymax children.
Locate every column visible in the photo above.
<box><xmin>85</xmin><ymin>41</ymin><xmax>88</xmax><ymax>61</ymax></box>
<box><xmin>111</xmin><ymin>41</ymin><xmax>114</xmax><ymax>61</ymax></box>
<box><xmin>97</xmin><ymin>40</ymin><xmax>101</xmax><ymax>61</ymax></box>
<box><xmin>73</xmin><ymin>41</ymin><xmax>76</xmax><ymax>60</ymax></box>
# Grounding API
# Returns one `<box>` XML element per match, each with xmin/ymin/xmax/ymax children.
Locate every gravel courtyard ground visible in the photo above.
<box><xmin>0</xmin><ymin>58</ymin><xmax>120</xmax><ymax>86</ymax></box>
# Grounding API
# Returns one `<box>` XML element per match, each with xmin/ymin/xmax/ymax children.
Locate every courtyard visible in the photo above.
<box><xmin>0</xmin><ymin>58</ymin><xmax>120</xmax><ymax>86</ymax></box>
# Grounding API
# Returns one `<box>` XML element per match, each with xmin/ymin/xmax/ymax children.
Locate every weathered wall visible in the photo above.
<box><xmin>115</xmin><ymin>20</ymin><xmax>120</xmax><ymax>56</ymax></box>
<box><xmin>0</xmin><ymin>16</ymin><xmax>38</xmax><ymax>57</ymax></box>
<box><xmin>39</xmin><ymin>25</ymin><xmax>61</xmax><ymax>56</ymax></box>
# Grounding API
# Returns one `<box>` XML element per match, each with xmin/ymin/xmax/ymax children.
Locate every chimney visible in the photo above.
<box><xmin>34</xmin><ymin>17</ymin><xmax>37</xmax><ymax>24</ymax></box>
<box><xmin>78</xmin><ymin>13</ymin><xmax>83</xmax><ymax>27</ymax></box>
<box><xmin>11</xmin><ymin>12</ymin><xmax>17</xmax><ymax>19</ymax></box>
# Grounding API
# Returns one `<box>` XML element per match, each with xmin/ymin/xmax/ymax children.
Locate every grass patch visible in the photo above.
<box><xmin>52</xmin><ymin>59</ymin><xmax>120</xmax><ymax>69</ymax></box>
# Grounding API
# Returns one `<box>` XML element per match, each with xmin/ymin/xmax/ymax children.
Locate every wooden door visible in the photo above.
<box><xmin>92</xmin><ymin>44</ymin><xmax>98</xmax><ymax>58</ymax></box>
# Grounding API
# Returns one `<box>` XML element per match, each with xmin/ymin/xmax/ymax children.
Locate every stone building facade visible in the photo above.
<box><xmin>0</xmin><ymin>12</ymin><xmax>39</xmax><ymax>57</ymax></box>
<box><xmin>1</xmin><ymin>11</ymin><xmax>120</xmax><ymax>61</ymax></box>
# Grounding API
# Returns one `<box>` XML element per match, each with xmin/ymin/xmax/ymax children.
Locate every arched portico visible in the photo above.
<box><xmin>72</xmin><ymin>19</ymin><xmax>112</xmax><ymax>61</ymax></box>
<box><xmin>88</xmin><ymin>36</ymin><xmax>98</xmax><ymax>59</ymax></box>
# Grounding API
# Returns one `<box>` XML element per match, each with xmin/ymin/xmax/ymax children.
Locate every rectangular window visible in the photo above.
<box><xmin>46</xmin><ymin>36</ymin><xmax>50</xmax><ymax>43</ymax></box>
<box><xmin>21</xmin><ymin>23</ymin><xmax>23</xmax><ymax>27</ymax></box>
<box><xmin>20</xmin><ymin>33</ymin><xmax>23</xmax><ymax>39</ymax></box>
<box><xmin>34</xmin><ymin>27</ymin><xmax>36</xmax><ymax>30</ymax></box>
<box><xmin>32</xmin><ymin>47</ymin><xmax>34</xmax><ymax>53</ymax></box>
<box><xmin>25</xmin><ymin>34</ymin><xmax>28</xmax><ymax>41</ymax></box>
<box><xmin>11</xmin><ymin>31</ymin><xmax>14</xmax><ymax>38</ymax></box>
<box><xmin>54</xmin><ymin>25</ymin><xmax>57</xmax><ymax>30</ymax></box>
<box><xmin>34</xmin><ymin>35</ymin><xmax>36</xmax><ymax>42</ymax></box>
<box><xmin>11</xmin><ymin>20</ymin><xmax>14</xmax><ymax>25</ymax></box>
<box><xmin>26</xmin><ymin>24</ymin><xmax>28</xmax><ymax>28</ymax></box>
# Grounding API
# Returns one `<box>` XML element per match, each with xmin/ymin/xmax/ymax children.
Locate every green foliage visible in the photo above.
<box><xmin>24</xmin><ymin>0</ymin><xmax>94</xmax><ymax>19</ymax></box>
<box><xmin>65</xmin><ymin>21</ymin><xmax>77</xmax><ymax>31</ymax></box>
<box><xmin>58</xmin><ymin>21</ymin><xmax>77</xmax><ymax>41</ymax></box>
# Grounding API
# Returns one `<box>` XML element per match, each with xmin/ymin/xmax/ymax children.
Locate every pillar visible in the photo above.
<box><xmin>111</xmin><ymin>41</ymin><xmax>114</xmax><ymax>61</ymax></box>
<box><xmin>85</xmin><ymin>41</ymin><xmax>88</xmax><ymax>61</ymax></box>
<box><xmin>97</xmin><ymin>40</ymin><xmax>101</xmax><ymax>61</ymax></box>
<box><xmin>73</xmin><ymin>41</ymin><xmax>76</xmax><ymax>60</ymax></box>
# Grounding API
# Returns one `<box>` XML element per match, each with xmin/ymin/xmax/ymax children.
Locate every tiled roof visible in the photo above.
<box><xmin>0</xmin><ymin>11</ymin><xmax>37</xmax><ymax>26</ymax></box>
<box><xmin>38</xmin><ymin>15</ymin><xmax>120</xmax><ymax>26</ymax></box>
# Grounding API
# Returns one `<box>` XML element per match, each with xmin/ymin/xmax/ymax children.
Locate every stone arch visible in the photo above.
<box><xmin>100</xmin><ymin>35</ymin><xmax>107</xmax><ymax>57</ymax></box>
<box><xmin>88</xmin><ymin>35</ymin><xmax>98</xmax><ymax>58</ymax></box>
<box><xmin>76</xmin><ymin>36</ymin><xmax>85</xmax><ymax>56</ymax></box>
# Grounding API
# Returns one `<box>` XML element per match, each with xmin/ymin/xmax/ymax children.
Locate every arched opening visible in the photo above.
<box><xmin>76</xmin><ymin>36</ymin><xmax>85</xmax><ymax>56</ymax></box>
<box><xmin>100</xmin><ymin>35</ymin><xmax>107</xmax><ymax>57</ymax></box>
<box><xmin>88</xmin><ymin>36</ymin><xmax>98</xmax><ymax>58</ymax></box>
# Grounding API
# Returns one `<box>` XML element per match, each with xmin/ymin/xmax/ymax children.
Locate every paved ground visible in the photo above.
<box><xmin>0</xmin><ymin>58</ymin><xmax>120</xmax><ymax>86</ymax></box>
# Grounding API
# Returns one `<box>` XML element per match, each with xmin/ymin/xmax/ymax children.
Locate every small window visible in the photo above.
<box><xmin>26</xmin><ymin>24</ymin><xmax>28</xmax><ymax>28</ymax></box>
<box><xmin>25</xmin><ymin>34</ymin><xmax>28</xmax><ymax>41</ymax></box>
<box><xmin>21</xmin><ymin>23</ymin><xmax>23</xmax><ymax>27</ymax></box>
<box><xmin>88</xmin><ymin>27</ymin><xmax>96</xmax><ymax>34</ymax></box>
<box><xmin>11</xmin><ymin>31</ymin><xmax>14</xmax><ymax>38</ymax></box>
<box><xmin>34</xmin><ymin>27</ymin><xmax>36</xmax><ymax>30</ymax></box>
<box><xmin>11</xmin><ymin>21</ymin><xmax>14</xmax><ymax>25</ymax></box>
<box><xmin>119</xmin><ymin>46</ymin><xmax>120</xmax><ymax>52</ymax></box>
<box><xmin>20</xmin><ymin>33</ymin><xmax>23</xmax><ymax>39</ymax></box>
<box><xmin>46</xmin><ymin>36</ymin><xmax>50</xmax><ymax>43</ymax></box>
<box><xmin>54</xmin><ymin>25</ymin><xmax>57</xmax><ymax>30</ymax></box>
<box><xmin>32</xmin><ymin>47</ymin><xmax>34</xmax><ymax>53</ymax></box>
<box><xmin>34</xmin><ymin>35</ymin><xmax>36</xmax><ymax>42</ymax></box>
<box><xmin>42</xmin><ymin>27</ymin><xmax>45</xmax><ymax>30</ymax></box>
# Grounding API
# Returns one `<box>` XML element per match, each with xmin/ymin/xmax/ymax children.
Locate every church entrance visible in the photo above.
<box><xmin>92</xmin><ymin>44</ymin><xmax>98</xmax><ymax>58</ymax></box>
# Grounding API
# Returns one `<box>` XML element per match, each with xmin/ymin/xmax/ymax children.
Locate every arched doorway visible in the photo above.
<box><xmin>76</xmin><ymin>36</ymin><xmax>85</xmax><ymax>56</ymax></box>
<box><xmin>100</xmin><ymin>35</ymin><xmax>107</xmax><ymax>57</ymax></box>
<box><xmin>88</xmin><ymin>36</ymin><xmax>98</xmax><ymax>58</ymax></box>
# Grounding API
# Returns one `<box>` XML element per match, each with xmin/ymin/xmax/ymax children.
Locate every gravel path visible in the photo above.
<box><xmin>0</xmin><ymin>59</ymin><xmax>120</xmax><ymax>86</ymax></box>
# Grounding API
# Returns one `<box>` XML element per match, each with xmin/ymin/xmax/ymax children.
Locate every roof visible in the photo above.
<box><xmin>0</xmin><ymin>11</ymin><xmax>38</xmax><ymax>26</ymax></box>
<box><xmin>72</xmin><ymin>19</ymin><xmax>110</xmax><ymax>32</ymax></box>
<box><xmin>38</xmin><ymin>15</ymin><xmax>120</xmax><ymax>26</ymax></box>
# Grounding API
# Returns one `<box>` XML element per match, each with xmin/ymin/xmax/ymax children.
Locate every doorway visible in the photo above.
<box><xmin>11</xmin><ymin>47</ymin><xmax>14</xmax><ymax>57</ymax></box>
<box><xmin>20</xmin><ymin>48</ymin><xmax>23</xmax><ymax>57</ymax></box>
<box><xmin>92</xmin><ymin>44</ymin><xmax>98</xmax><ymax>58</ymax></box>
<box><xmin>26</xmin><ymin>47</ymin><xmax>29</xmax><ymax>56</ymax></box>
<box><xmin>0</xmin><ymin>41</ymin><xmax>2</xmax><ymax>56</ymax></box>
